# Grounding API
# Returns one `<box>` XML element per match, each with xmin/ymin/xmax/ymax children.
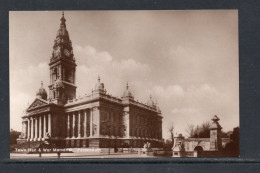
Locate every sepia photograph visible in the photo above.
<box><xmin>9</xmin><ymin>10</ymin><xmax>239</xmax><ymax>159</ymax></box>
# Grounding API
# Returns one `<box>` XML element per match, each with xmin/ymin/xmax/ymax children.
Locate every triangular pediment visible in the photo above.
<box><xmin>27</xmin><ymin>98</ymin><xmax>49</xmax><ymax>111</ymax></box>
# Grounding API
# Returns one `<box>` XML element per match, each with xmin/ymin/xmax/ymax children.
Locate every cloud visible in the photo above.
<box><xmin>74</xmin><ymin>45</ymin><xmax>151</xmax><ymax>98</ymax></box>
<box><xmin>74</xmin><ymin>45</ymin><xmax>113</xmax><ymax>66</ymax></box>
<box><xmin>153</xmin><ymin>85</ymin><xmax>185</xmax><ymax>99</ymax></box>
<box><xmin>10</xmin><ymin>45</ymin><xmax>238</xmax><ymax>139</ymax></box>
<box><xmin>10</xmin><ymin>62</ymin><xmax>49</xmax><ymax>131</ymax></box>
<box><xmin>146</xmin><ymin>83</ymin><xmax>233</xmax><ymax>137</ymax></box>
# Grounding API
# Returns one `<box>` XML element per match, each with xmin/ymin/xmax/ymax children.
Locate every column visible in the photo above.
<box><xmin>27</xmin><ymin>119</ymin><xmax>30</xmax><ymax>139</ymax></box>
<box><xmin>35</xmin><ymin>117</ymin><xmax>38</xmax><ymax>140</ymax></box>
<box><xmin>59</xmin><ymin>66</ymin><xmax>62</xmax><ymax>80</ymax></box>
<box><xmin>73</xmin><ymin>69</ymin><xmax>76</xmax><ymax>84</ymax></box>
<box><xmin>67</xmin><ymin>114</ymin><xmax>70</xmax><ymax>138</ymax></box>
<box><xmin>48</xmin><ymin>113</ymin><xmax>51</xmax><ymax>137</ymax></box>
<box><xmin>78</xmin><ymin>111</ymin><xmax>81</xmax><ymax>138</ymax></box>
<box><xmin>84</xmin><ymin>110</ymin><xmax>87</xmax><ymax>137</ymax></box>
<box><xmin>22</xmin><ymin>121</ymin><xmax>25</xmax><ymax>138</ymax></box>
<box><xmin>72</xmin><ymin>112</ymin><xmax>75</xmax><ymax>138</ymax></box>
<box><xmin>26</xmin><ymin>122</ymin><xmax>28</xmax><ymax>138</ymax></box>
<box><xmin>50</xmin><ymin>70</ymin><xmax>52</xmax><ymax>84</ymax></box>
<box><xmin>31</xmin><ymin>118</ymin><xmax>34</xmax><ymax>140</ymax></box>
<box><xmin>39</xmin><ymin>115</ymin><xmax>42</xmax><ymax>139</ymax></box>
<box><xmin>90</xmin><ymin>108</ymin><xmax>93</xmax><ymax>136</ymax></box>
<box><xmin>62</xmin><ymin>67</ymin><xmax>65</xmax><ymax>80</ymax></box>
<box><xmin>43</xmin><ymin>114</ymin><xmax>46</xmax><ymax>137</ymax></box>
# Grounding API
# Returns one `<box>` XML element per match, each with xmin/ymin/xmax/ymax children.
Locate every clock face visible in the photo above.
<box><xmin>53</xmin><ymin>47</ymin><xmax>61</xmax><ymax>57</ymax></box>
<box><xmin>64</xmin><ymin>49</ymin><xmax>70</xmax><ymax>57</ymax></box>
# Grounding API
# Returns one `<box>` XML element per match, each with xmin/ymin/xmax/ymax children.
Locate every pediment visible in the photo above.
<box><xmin>27</xmin><ymin>98</ymin><xmax>49</xmax><ymax>111</ymax></box>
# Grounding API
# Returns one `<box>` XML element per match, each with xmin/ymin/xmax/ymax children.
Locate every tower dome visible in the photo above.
<box><xmin>147</xmin><ymin>95</ymin><xmax>156</xmax><ymax>107</ymax></box>
<box><xmin>56</xmin><ymin>12</ymin><xmax>69</xmax><ymax>38</ymax></box>
<box><xmin>36</xmin><ymin>81</ymin><xmax>47</xmax><ymax>100</ymax></box>
<box><xmin>122</xmin><ymin>83</ymin><xmax>134</xmax><ymax>100</ymax></box>
<box><xmin>94</xmin><ymin>76</ymin><xmax>105</xmax><ymax>93</ymax></box>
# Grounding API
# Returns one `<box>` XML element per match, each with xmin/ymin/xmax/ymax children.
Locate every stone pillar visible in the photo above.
<box><xmin>35</xmin><ymin>117</ymin><xmax>38</xmax><ymax>141</ymax></box>
<box><xmin>67</xmin><ymin>114</ymin><xmax>70</xmax><ymax>138</ymax></box>
<box><xmin>43</xmin><ymin>114</ymin><xmax>46</xmax><ymax>138</ymax></box>
<box><xmin>210</xmin><ymin>115</ymin><xmax>222</xmax><ymax>151</ymax></box>
<box><xmin>92</xmin><ymin>106</ymin><xmax>100</xmax><ymax>137</ymax></box>
<box><xmin>22</xmin><ymin>121</ymin><xmax>25</xmax><ymax>138</ymax></box>
<box><xmin>27</xmin><ymin>119</ymin><xmax>30</xmax><ymax>140</ymax></box>
<box><xmin>72</xmin><ymin>112</ymin><xmax>75</xmax><ymax>138</ymax></box>
<box><xmin>30</xmin><ymin>118</ymin><xmax>34</xmax><ymax>140</ymax></box>
<box><xmin>90</xmin><ymin>108</ymin><xmax>93</xmax><ymax>137</ymax></box>
<box><xmin>73</xmin><ymin>69</ymin><xmax>76</xmax><ymax>84</ymax></box>
<box><xmin>84</xmin><ymin>110</ymin><xmax>87</xmax><ymax>137</ymax></box>
<box><xmin>39</xmin><ymin>115</ymin><xmax>42</xmax><ymax>139</ymax></box>
<box><xmin>123</xmin><ymin>107</ymin><xmax>130</xmax><ymax>138</ymax></box>
<box><xmin>59</xmin><ymin>65</ymin><xmax>62</xmax><ymax>80</ymax></box>
<box><xmin>78</xmin><ymin>111</ymin><xmax>81</xmax><ymax>138</ymax></box>
<box><xmin>48</xmin><ymin>113</ymin><xmax>51</xmax><ymax>137</ymax></box>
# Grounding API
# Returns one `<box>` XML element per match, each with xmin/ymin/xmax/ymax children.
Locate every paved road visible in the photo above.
<box><xmin>10</xmin><ymin>152</ymin><xmax>157</xmax><ymax>159</ymax></box>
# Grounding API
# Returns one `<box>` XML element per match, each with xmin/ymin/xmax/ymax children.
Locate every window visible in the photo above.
<box><xmin>53</xmin><ymin>68</ymin><xmax>58</xmax><ymax>81</ymax></box>
<box><xmin>107</xmin><ymin>125</ymin><xmax>111</xmax><ymax>135</ymax></box>
<box><xmin>65</xmin><ymin>69</ymin><xmax>72</xmax><ymax>82</ymax></box>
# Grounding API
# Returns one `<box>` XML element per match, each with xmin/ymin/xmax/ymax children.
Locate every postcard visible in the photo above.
<box><xmin>9</xmin><ymin>10</ymin><xmax>239</xmax><ymax>159</ymax></box>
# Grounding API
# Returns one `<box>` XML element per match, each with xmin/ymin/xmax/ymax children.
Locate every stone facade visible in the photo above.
<box><xmin>18</xmin><ymin>12</ymin><xmax>163</xmax><ymax>149</ymax></box>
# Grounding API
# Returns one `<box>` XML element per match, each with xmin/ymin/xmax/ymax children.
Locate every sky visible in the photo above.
<box><xmin>9</xmin><ymin>10</ymin><xmax>239</xmax><ymax>139</ymax></box>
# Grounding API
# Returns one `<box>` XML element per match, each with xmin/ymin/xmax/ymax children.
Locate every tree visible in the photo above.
<box><xmin>186</xmin><ymin>124</ymin><xmax>195</xmax><ymax>137</ymax></box>
<box><xmin>168</xmin><ymin>123</ymin><xmax>175</xmax><ymax>148</ymax></box>
<box><xmin>10</xmin><ymin>129</ymin><xmax>21</xmax><ymax>145</ymax></box>
<box><xmin>186</xmin><ymin>121</ymin><xmax>210</xmax><ymax>138</ymax></box>
<box><xmin>225</xmin><ymin>127</ymin><xmax>239</xmax><ymax>156</ymax></box>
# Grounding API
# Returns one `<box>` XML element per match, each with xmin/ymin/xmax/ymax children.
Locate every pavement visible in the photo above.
<box><xmin>10</xmin><ymin>152</ymin><xmax>156</xmax><ymax>159</ymax></box>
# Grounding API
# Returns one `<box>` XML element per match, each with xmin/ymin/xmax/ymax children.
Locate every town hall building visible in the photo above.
<box><xmin>17</xmin><ymin>12</ymin><xmax>163</xmax><ymax>149</ymax></box>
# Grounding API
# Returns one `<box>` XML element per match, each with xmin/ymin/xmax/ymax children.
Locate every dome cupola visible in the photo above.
<box><xmin>36</xmin><ymin>81</ymin><xmax>47</xmax><ymax>100</ymax></box>
<box><xmin>147</xmin><ymin>94</ymin><xmax>156</xmax><ymax>108</ymax></box>
<box><xmin>122</xmin><ymin>83</ymin><xmax>134</xmax><ymax>100</ymax></box>
<box><xmin>94</xmin><ymin>76</ymin><xmax>105</xmax><ymax>93</ymax></box>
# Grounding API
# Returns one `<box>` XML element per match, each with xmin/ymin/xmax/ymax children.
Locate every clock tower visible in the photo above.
<box><xmin>49</xmin><ymin>12</ymin><xmax>77</xmax><ymax>105</ymax></box>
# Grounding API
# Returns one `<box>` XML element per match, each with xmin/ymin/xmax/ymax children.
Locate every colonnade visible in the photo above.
<box><xmin>66</xmin><ymin>109</ymin><xmax>93</xmax><ymax>138</ymax></box>
<box><xmin>25</xmin><ymin>113</ymin><xmax>52</xmax><ymax>141</ymax></box>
